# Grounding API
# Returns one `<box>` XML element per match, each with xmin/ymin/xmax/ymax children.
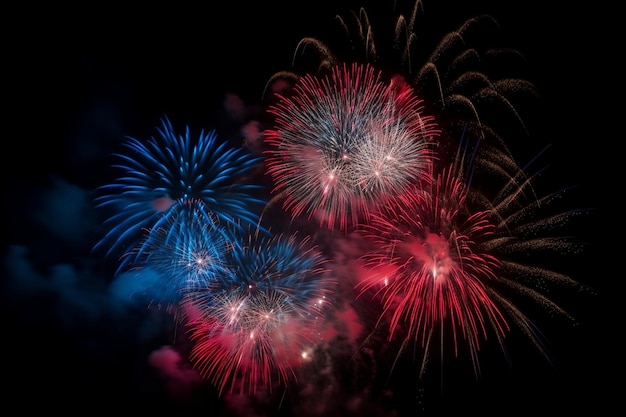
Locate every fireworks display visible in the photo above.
<box><xmin>5</xmin><ymin>0</ymin><xmax>605</xmax><ymax>415</ymax></box>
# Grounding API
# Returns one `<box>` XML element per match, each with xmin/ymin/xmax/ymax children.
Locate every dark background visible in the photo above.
<box><xmin>4</xmin><ymin>1</ymin><xmax>613</xmax><ymax>415</ymax></box>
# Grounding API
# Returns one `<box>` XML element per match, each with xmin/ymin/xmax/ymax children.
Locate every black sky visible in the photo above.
<box><xmin>4</xmin><ymin>1</ymin><xmax>613</xmax><ymax>415</ymax></box>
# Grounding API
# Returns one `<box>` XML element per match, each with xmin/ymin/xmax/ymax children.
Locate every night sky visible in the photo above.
<box><xmin>4</xmin><ymin>1</ymin><xmax>612</xmax><ymax>415</ymax></box>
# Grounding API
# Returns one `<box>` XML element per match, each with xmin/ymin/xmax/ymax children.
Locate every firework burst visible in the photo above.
<box><xmin>182</xmin><ymin>230</ymin><xmax>336</xmax><ymax>396</ymax></box>
<box><xmin>93</xmin><ymin>116</ymin><xmax>267</xmax><ymax>273</ymax></box>
<box><xmin>356</xmin><ymin>163</ymin><xmax>507</xmax><ymax>376</ymax></box>
<box><xmin>355</xmin><ymin>146</ymin><xmax>588</xmax><ymax>381</ymax></box>
<box><xmin>264</xmin><ymin>62</ymin><xmax>439</xmax><ymax>231</ymax></box>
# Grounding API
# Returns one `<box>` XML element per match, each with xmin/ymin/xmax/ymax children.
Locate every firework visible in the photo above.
<box><xmin>355</xmin><ymin>148</ymin><xmax>587</xmax><ymax>380</ymax></box>
<box><xmin>356</xmin><ymin>163</ymin><xmax>506</xmax><ymax>375</ymax></box>
<box><xmin>93</xmin><ymin>116</ymin><xmax>267</xmax><ymax>273</ymax></box>
<box><xmin>264</xmin><ymin>62</ymin><xmax>439</xmax><ymax>231</ymax></box>
<box><xmin>182</xmin><ymin>230</ymin><xmax>335</xmax><ymax>395</ymax></box>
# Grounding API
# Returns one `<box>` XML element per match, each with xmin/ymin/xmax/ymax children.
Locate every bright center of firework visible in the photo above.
<box><xmin>192</xmin><ymin>253</ymin><xmax>207</xmax><ymax>266</ymax></box>
<box><xmin>425</xmin><ymin>234</ymin><xmax>452</xmax><ymax>283</ymax></box>
<box><xmin>402</xmin><ymin>234</ymin><xmax>452</xmax><ymax>283</ymax></box>
<box><xmin>432</xmin><ymin>258</ymin><xmax>446</xmax><ymax>283</ymax></box>
<box><xmin>183</xmin><ymin>251</ymin><xmax>215</xmax><ymax>280</ymax></box>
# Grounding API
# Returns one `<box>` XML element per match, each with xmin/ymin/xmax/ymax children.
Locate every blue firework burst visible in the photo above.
<box><xmin>93</xmin><ymin>116</ymin><xmax>267</xmax><ymax>273</ymax></box>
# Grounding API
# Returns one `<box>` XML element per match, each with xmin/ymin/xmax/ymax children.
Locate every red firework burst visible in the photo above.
<box><xmin>355</xmin><ymin>164</ymin><xmax>511</xmax><ymax>375</ymax></box>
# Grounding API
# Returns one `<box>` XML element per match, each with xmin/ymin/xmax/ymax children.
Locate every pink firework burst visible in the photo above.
<box><xmin>355</xmin><ymin>141</ymin><xmax>588</xmax><ymax>382</ymax></box>
<box><xmin>264</xmin><ymin>62</ymin><xmax>439</xmax><ymax>231</ymax></box>
<box><xmin>356</xmin><ymin>163</ymin><xmax>509</xmax><ymax>376</ymax></box>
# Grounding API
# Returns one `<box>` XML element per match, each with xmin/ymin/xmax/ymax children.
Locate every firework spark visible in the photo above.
<box><xmin>264</xmin><ymin>62</ymin><xmax>438</xmax><ymax>231</ymax></box>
